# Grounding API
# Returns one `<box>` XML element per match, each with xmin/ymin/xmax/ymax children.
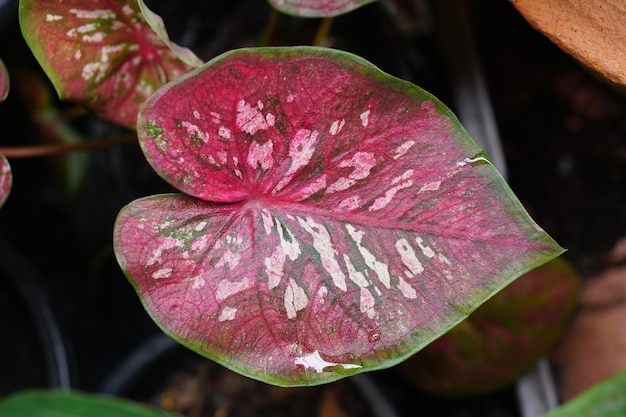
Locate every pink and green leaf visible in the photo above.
<box><xmin>268</xmin><ymin>0</ymin><xmax>377</xmax><ymax>17</ymax></box>
<box><xmin>0</xmin><ymin>57</ymin><xmax>8</xmax><ymax>102</ymax></box>
<box><xmin>114</xmin><ymin>47</ymin><xmax>564</xmax><ymax>386</ymax></box>
<box><xmin>137</xmin><ymin>0</ymin><xmax>203</xmax><ymax>68</ymax></box>
<box><xmin>19</xmin><ymin>0</ymin><xmax>199</xmax><ymax>128</ymax></box>
<box><xmin>0</xmin><ymin>153</ymin><xmax>11</xmax><ymax>209</ymax></box>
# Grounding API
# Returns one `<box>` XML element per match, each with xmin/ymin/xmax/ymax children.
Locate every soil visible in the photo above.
<box><xmin>0</xmin><ymin>0</ymin><xmax>624</xmax><ymax>415</ymax></box>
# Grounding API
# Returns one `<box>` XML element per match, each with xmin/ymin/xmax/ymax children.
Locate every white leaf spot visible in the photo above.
<box><xmin>328</xmin><ymin>177</ymin><xmax>356</xmax><ymax>193</ymax></box>
<box><xmin>345</xmin><ymin>224</ymin><xmax>391</xmax><ymax>289</ymax></box>
<box><xmin>152</xmin><ymin>268</ymin><xmax>172</xmax><ymax>279</ymax></box>
<box><xmin>419</xmin><ymin>180</ymin><xmax>441</xmax><ymax>192</ymax></box>
<box><xmin>182</xmin><ymin>121</ymin><xmax>210</xmax><ymax>143</ymax></box>
<box><xmin>397</xmin><ymin>276</ymin><xmax>418</xmax><ymax>299</ymax></box>
<box><xmin>69</xmin><ymin>8</ymin><xmax>116</xmax><ymax>20</ymax></box>
<box><xmin>236</xmin><ymin>99</ymin><xmax>273</xmax><ymax>135</ymax></box>
<box><xmin>193</xmin><ymin>110</ymin><xmax>201</xmax><ymax>119</ymax></box>
<box><xmin>290</xmin><ymin>175</ymin><xmax>327</xmax><ymax>201</ymax></box>
<box><xmin>46</xmin><ymin>14</ymin><xmax>63</xmax><ymax>21</ymax></box>
<box><xmin>343</xmin><ymin>254</ymin><xmax>369</xmax><ymax>288</ymax></box>
<box><xmin>396</xmin><ymin>238</ymin><xmax>424</xmax><ymax>277</ymax></box>
<box><xmin>393</xmin><ymin>140</ymin><xmax>415</xmax><ymax>160</ymax></box>
<box><xmin>261</xmin><ymin>209</ymin><xmax>274</xmax><ymax>235</ymax></box>
<box><xmin>216</xmin><ymin>277</ymin><xmax>253</xmax><ymax>301</ymax></box>
<box><xmin>360</xmin><ymin>287</ymin><xmax>376</xmax><ymax>319</ymax></box>
<box><xmin>317</xmin><ymin>285</ymin><xmax>328</xmax><ymax>303</ymax></box>
<box><xmin>298</xmin><ymin>217</ymin><xmax>347</xmax><ymax>292</ymax></box>
<box><xmin>147</xmin><ymin>237</ymin><xmax>184</xmax><ymax>266</ymax></box>
<box><xmin>329</xmin><ymin>119</ymin><xmax>345</xmax><ymax>136</ymax></box>
<box><xmin>218</xmin><ymin>306</ymin><xmax>237</xmax><ymax>322</ymax></box>
<box><xmin>416</xmin><ymin>237</ymin><xmax>436</xmax><ymax>258</ymax></box>
<box><xmin>191</xmin><ymin>276</ymin><xmax>206</xmax><ymax>289</ymax></box>
<box><xmin>337</xmin><ymin>195</ymin><xmax>361</xmax><ymax>211</ymax></box>
<box><xmin>369</xmin><ymin>169</ymin><xmax>414</xmax><ymax>212</ymax></box>
<box><xmin>218</xmin><ymin>126</ymin><xmax>231</xmax><ymax>139</ymax></box>
<box><xmin>295</xmin><ymin>350</ymin><xmax>361</xmax><ymax>373</ymax></box>
<box><xmin>360</xmin><ymin>109</ymin><xmax>370</xmax><ymax>127</ymax></box>
<box><xmin>272</xmin><ymin>129</ymin><xmax>319</xmax><ymax>193</ymax></box>
<box><xmin>284</xmin><ymin>278</ymin><xmax>308</xmax><ymax>319</ymax></box>
<box><xmin>247</xmin><ymin>140</ymin><xmax>274</xmax><ymax>171</ymax></box>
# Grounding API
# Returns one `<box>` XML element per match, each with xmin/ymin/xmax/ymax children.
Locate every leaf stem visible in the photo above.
<box><xmin>261</xmin><ymin>9</ymin><xmax>280</xmax><ymax>46</ymax></box>
<box><xmin>313</xmin><ymin>17</ymin><xmax>334</xmax><ymax>46</ymax></box>
<box><xmin>0</xmin><ymin>133</ymin><xmax>137</xmax><ymax>158</ymax></box>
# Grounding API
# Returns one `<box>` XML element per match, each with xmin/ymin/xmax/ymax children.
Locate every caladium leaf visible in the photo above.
<box><xmin>19</xmin><ymin>0</ymin><xmax>199</xmax><ymax>128</ymax></box>
<box><xmin>0</xmin><ymin>154</ymin><xmax>11</xmax><ymax>209</ymax></box>
<box><xmin>268</xmin><ymin>0</ymin><xmax>377</xmax><ymax>17</ymax></box>
<box><xmin>0</xmin><ymin>57</ymin><xmax>8</xmax><ymax>102</ymax></box>
<box><xmin>114</xmin><ymin>47</ymin><xmax>564</xmax><ymax>386</ymax></box>
<box><xmin>137</xmin><ymin>0</ymin><xmax>203</xmax><ymax>68</ymax></box>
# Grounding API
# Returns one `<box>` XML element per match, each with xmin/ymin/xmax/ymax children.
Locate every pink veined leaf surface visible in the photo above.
<box><xmin>114</xmin><ymin>47</ymin><xmax>564</xmax><ymax>386</ymax></box>
<box><xmin>18</xmin><ymin>0</ymin><xmax>201</xmax><ymax>128</ymax></box>
<box><xmin>268</xmin><ymin>0</ymin><xmax>377</xmax><ymax>17</ymax></box>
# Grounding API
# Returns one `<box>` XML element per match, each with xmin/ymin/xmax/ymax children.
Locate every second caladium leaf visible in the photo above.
<box><xmin>0</xmin><ymin>154</ymin><xmax>11</xmax><ymax>209</ymax></box>
<box><xmin>114</xmin><ymin>47</ymin><xmax>563</xmax><ymax>386</ymax></box>
<box><xmin>268</xmin><ymin>0</ymin><xmax>376</xmax><ymax>17</ymax></box>
<box><xmin>19</xmin><ymin>0</ymin><xmax>201</xmax><ymax>128</ymax></box>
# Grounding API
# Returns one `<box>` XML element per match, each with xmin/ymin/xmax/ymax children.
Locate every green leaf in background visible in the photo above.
<box><xmin>0</xmin><ymin>390</ymin><xmax>179</xmax><ymax>417</ymax></box>
<box><xmin>542</xmin><ymin>369</ymin><xmax>626</xmax><ymax>417</ymax></box>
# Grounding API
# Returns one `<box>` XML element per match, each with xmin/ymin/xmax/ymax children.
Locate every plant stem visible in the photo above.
<box><xmin>261</xmin><ymin>9</ymin><xmax>280</xmax><ymax>46</ymax></box>
<box><xmin>0</xmin><ymin>133</ymin><xmax>137</xmax><ymax>158</ymax></box>
<box><xmin>312</xmin><ymin>17</ymin><xmax>334</xmax><ymax>46</ymax></box>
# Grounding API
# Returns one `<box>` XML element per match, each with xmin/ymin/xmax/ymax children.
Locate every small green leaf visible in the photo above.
<box><xmin>542</xmin><ymin>369</ymin><xmax>626</xmax><ymax>417</ymax></box>
<box><xmin>0</xmin><ymin>390</ymin><xmax>179</xmax><ymax>417</ymax></box>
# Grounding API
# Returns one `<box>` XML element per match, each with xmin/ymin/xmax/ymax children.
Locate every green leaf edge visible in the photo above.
<box><xmin>137</xmin><ymin>0</ymin><xmax>203</xmax><ymax>68</ymax></box>
<box><xmin>543</xmin><ymin>369</ymin><xmax>626</xmax><ymax>417</ymax></box>
<box><xmin>0</xmin><ymin>390</ymin><xmax>180</xmax><ymax>417</ymax></box>
<box><xmin>123</xmin><ymin>45</ymin><xmax>565</xmax><ymax>386</ymax></box>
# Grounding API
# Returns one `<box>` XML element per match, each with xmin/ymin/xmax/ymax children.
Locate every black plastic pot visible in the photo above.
<box><xmin>0</xmin><ymin>236</ymin><xmax>74</xmax><ymax>393</ymax></box>
<box><xmin>99</xmin><ymin>332</ymin><xmax>401</xmax><ymax>417</ymax></box>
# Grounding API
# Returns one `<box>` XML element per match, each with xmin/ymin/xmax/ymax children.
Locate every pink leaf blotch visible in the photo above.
<box><xmin>0</xmin><ymin>154</ymin><xmax>12</xmax><ymax>208</ymax></box>
<box><xmin>268</xmin><ymin>0</ymin><xmax>377</xmax><ymax>17</ymax></box>
<box><xmin>114</xmin><ymin>47</ymin><xmax>564</xmax><ymax>386</ymax></box>
<box><xmin>19</xmin><ymin>0</ymin><xmax>198</xmax><ymax>128</ymax></box>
